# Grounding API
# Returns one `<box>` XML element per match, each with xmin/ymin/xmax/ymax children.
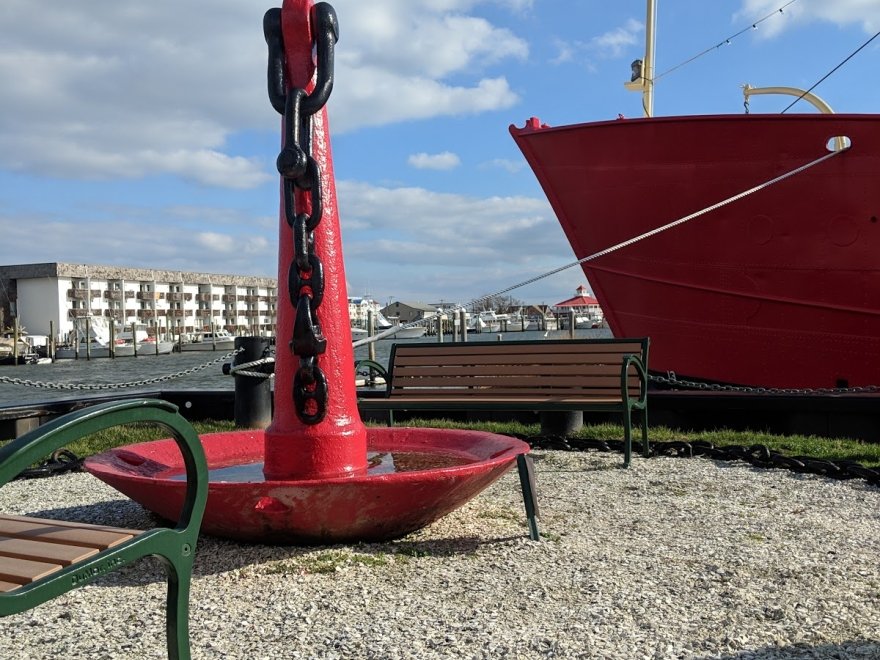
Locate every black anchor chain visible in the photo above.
<box><xmin>264</xmin><ymin>3</ymin><xmax>338</xmax><ymax>424</ymax></box>
<box><xmin>523</xmin><ymin>434</ymin><xmax>880</xmax><ymax>486</ymax></box>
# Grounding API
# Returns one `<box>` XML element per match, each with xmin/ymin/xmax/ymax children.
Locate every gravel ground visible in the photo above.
<box><xmin>0</xmin><ymin>450</ymin><xmax>878</xmax><ymax>660</ymax></box>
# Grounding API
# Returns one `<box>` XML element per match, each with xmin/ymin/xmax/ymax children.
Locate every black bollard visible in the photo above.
<box><xmin>539</xmin><ymin>410</ymin><xmax>583</xmax><ymax>437</ymax></box>
<box><xmin>232</xmin><ymin>336</ymin><xmax>273</xmax><ymax>429</ymax></box>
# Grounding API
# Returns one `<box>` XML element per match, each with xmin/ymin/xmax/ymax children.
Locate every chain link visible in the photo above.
<box><xmin>0</xmin><ymin>349</ymin><xmax>242</xmax><ymax>391</ymax></box>
<box><xmin>264</xmin><ymin>3</ymin><xmax>337</xmax><ymax>425</ymax></box>
<box><xmin>649</xmin><ymin>371</ymin><xmax>880</xmax><ymax>396</ymax></box>
<box><xmin>525</xmin><ymin>435</ymin><xmax>880</xmax><ymax>487</ymax></box>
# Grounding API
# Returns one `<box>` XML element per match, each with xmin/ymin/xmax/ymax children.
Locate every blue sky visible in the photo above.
<box><xmin>2</xmin><ymin>0</ymin><xmax>878</xmax><ymax>308</ymax></box>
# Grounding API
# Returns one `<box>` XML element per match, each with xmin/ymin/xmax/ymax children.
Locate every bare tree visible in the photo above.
<box><xmin>473</xmin><ymin>294</ymin><xmax>524</xmax><ymax>313</ymax></box>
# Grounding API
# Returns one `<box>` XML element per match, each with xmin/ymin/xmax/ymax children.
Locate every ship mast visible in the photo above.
<box><xmin>624</xmin><ymin>0</ymin><xmax>657</xmax><ymax>117</ymax></box>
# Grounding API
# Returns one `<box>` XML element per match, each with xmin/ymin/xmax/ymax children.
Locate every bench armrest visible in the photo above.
<box><xmin>0</xmin><ymin>399</ymin><xmax>209</xmax><ymax>534</ymax></box>
<box><xmin>354</xmin><ymin>359</ymin><xmax>391</xmax><ymax>396</ymax></box>
<box><xmin>620</xmin><ymin>353</ymin><xmax>648</xmax><ymax>408</ymax></box>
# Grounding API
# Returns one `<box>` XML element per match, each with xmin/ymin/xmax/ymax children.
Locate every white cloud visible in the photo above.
<box><xmin>589</xmin><ymin>19</ymin><xmax>644</xmax><ymax>59</ymax></box>
<box><xmin>481</xmin><ymin>158</ymin><xmax>525</xmax><ymax>173</ymax></box>
<box><xmin>0</xmin><ymin>214</ymin><xmax>277</xmax><ymax>278</ymax></box>
<box><xmin>0</xmin><ymin>174</ymin><xmax>586</xmax><ymax>304</ymax></box>
<box><xmin>335</xmin><ymin>179</ymin><xmax>586</xmax><ymax>303</ymax></box>
<box><xmin>407</xmin><ymin>151</ymin><xmax>462</xmax><ymax>170</ymax></box>
<box><xmin>736</xmin><ymin>1</ymin><xmax>880</xmax><ymax>37</ymax></box>
<box><xmin>0</xmin><ymin>0</ymin><xmax>529</xmax><ymax>182</ymax></box>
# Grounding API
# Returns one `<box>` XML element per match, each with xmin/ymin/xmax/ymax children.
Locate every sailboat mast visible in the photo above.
<box><xmin>623</xmin><ymin>0</ymin><xmax>657</xmax><ymax>116</ymax></box>
<box><xmin>643</xmin><ymin>0</ymin><xmax>656</xmax><ymax>117</ymax></box>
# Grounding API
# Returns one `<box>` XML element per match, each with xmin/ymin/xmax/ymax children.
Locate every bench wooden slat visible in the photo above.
<box><xmin>0</xmin><ymin>515</ymin><xmax>140</xmax><ymax>550</ymax></box>
<box><xmin>389</xmin><ymin>387</ymin><xmax>635</xmax><ymax>398</ymax></box>
<box><xmin>393</xmin><ymin>364</ymin><xmax>630</xmax><ymax>377</ymax></box>
<box><xmin>369</xmin><ymin>395</ymin><xmax>628</xmax><ymax>404</ymax></box>
<box><xmin>0</xmin><ymin>555</ymin><xmax>63</xmax><ymax>588</ymax></box>
<box><xmin>0</xmin><ymin>535</ymin><xmax>100</xmax><ymax>567</ymax></box>
<box><xmin>392</xmin><ymin>342</ymin><xmax>645</xmax><ymax>356</ymax></box>
<box><xmin>392</xmin><ymin>375</ymin><xmax>637</xmax><ymax>389</ymax></box>
<box><xmin>394</xmin><ymin>353</ymin><xmax>640</xmax><ymax>367</ymax></box>
<box><xmin>0</xmin><ymin>580</ymin><xmax>21</xmax><ymax>592</ymax></box>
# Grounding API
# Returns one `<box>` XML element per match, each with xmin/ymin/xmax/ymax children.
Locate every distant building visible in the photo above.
<box><xmin>0</xmin><ymin>262</ymin><xmax>277</xmax><ymax>340</ymax></box>
<box><xmin>552</xmin><ymin>285</ymin><xmax>604</xmax><ymax>325</ymax></box>
<box><xmin>348</xmin><ymin>296</ymin><xmax>382</xmax><ymax>329</ymax></box>
<box><xmin>380</xmin><ymin>301</ymin><xmax>437</xmax><ymax>324</ymax></box>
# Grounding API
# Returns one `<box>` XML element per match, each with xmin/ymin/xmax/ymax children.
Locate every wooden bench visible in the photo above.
<box><xmin>358</xmin><ymin>338</ymin><xmax>650</xmax><ymax>467</ymax></box>
<box><xmin>0</xmin><ymin>399</ymin><xmax>208</xmax><ymax>660</ymax></box>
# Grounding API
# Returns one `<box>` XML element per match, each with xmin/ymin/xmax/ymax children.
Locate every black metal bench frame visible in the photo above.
<box><xmin>0</xmin><ymin>399</ymin><xmax>208</xmax><ymax>660</ymax></box>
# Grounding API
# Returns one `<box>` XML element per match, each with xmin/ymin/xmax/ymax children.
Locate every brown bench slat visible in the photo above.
<box><xmin>387</xmin><ymin>391</ymin><xmax>637</xmax><ymax>400</ymax></box>
<box><xmin>393</xmin><ymin>364</ymin><xmax>631</xmax><ymax>377</ymax></box>
<box><xmin>0</xmin><ymin>536</ymin><xmax>99</xmax><ymax>567</ymax></box>
<box><xmin>392</xmin><ymin>375</ymin><xmax>636</xmax><ymax>389</ymax></box>
<box><xmin>0</xmin><ymin>515</ymin><xmax>141</xmax><ymax>550</ymax></box>
<box><xmin>393</xmin><ymin>353</ymin><xmax>640</xmax><ymax>367</ymax></box>
<box><xmin>392</xmin><ymin>342</ymin><xmax>645</xmax><ymax>356</ymax></box>
<box><xmin>375</xmin><ymin>395</ymin><xmax>628</xmax><ymax>404</ymax></box>
<box><xmin>0</xmin><ymin>580</ymin><xmax>21</xmax><ymax>592</ymax></box>
<box><xmin>0</xmin><ymin>555</ymin><xmax>63</xmax><ymax>588</ymax></box>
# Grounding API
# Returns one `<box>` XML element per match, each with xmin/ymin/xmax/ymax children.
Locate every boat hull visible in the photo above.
<box><xmin>511</xmin><ymin>113</ymin><xmax>880</xmax><ymax>389</ymax></box>
<box><xmin>55</xmin><ymin>341</ymin><xmax>175</xmax><ymax>359</ymax></box>
<box><xmin>179</xmin><ymin>340</ymin><xmax>236</xmax><ymax>352</ymax></box>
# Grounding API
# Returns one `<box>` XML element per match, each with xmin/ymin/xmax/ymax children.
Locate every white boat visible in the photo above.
<box><xmin>376</xmin><ymin>312</ymin><xmax>428</xmax><ymax>339</ymax></box>
<box><xmin>0</xmin><ymin>336</ymin><xmax>43</xmax><ymax>365</ymax></box>
<box><xmin>350</xmin><ymin>326</ymin><xmax>369</xmax><ymax>338</ymax></box>
<box><xmin>575</xmin><ymin>315</ymin><xmax>599</xmax><ymax>329</ymax></box>
<box><xmin>54</xmin><ymin>339</ymin><xmax>174</xmax><ymax>359</ymax></box>
<box><xmin>179</xmin><ymin>330</ymin><xmax>236</xmax><ymax>352</ymax></box>
<box><xmin>469</xmin><ymin>311</ymin><xmax>501</xmax><ymax>333</ymax></box>
<box><xmin>504</xmin><ymin>312</ymin><xmax>538</xmax><ymax>332</ymax></box>
<box><xmin>55</xmin><ymin>319</ymin><xmax>174</xmax><ymax>359</ymax></box>
<box><xmin>391</xmin><ymin>325</ymin><xmax>427</xmax><ymax>339</ymax></box>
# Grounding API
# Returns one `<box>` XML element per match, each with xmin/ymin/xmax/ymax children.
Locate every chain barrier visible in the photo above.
<box><xmin>649</xmin><ymin>371</ymin><xmax>880</xmax><ymax>396</ymax></box>
<box><xmin>524</xmin><ymin>435</ymin><xmax>880</xmax><ymax>487</ymax></box>
<box><xmin>264</xmin><ymin>3</ymin><xmax>337</xmax><ymax>425</ymax></box>
<box><xmin>0</xmin><ymin>349</ymin><xmax>241</xmax><ymax>391</ymax></box>
<box><xmin>14</xmin><ymin>449</ymin><xmax>83</xmax><ymax>480</ymax></box>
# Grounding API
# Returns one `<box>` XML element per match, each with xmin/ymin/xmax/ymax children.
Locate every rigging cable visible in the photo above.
<box><xmin>653</xmin><ymin>0</ymin><xmax>798</xmax><ymax>83</ymax></box>
<box><xmin>781</xmin><ymin>28</ymin><xmax>880</xmax><ymax>113</ymax></box>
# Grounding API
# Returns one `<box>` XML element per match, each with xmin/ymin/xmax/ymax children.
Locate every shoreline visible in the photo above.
<box><xmin>1</xmin><ymin>450</ymin><xmax>878</xmax><ymax>659</ymax></box>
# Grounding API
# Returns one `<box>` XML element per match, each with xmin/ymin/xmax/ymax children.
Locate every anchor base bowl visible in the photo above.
<box><xmin>84</xmin><ymin>427</ymin><xmax>529</xmax><ymax>544</ymax></box>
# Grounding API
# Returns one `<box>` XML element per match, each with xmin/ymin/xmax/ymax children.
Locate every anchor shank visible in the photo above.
<box><xmin>264</xmin><ymin>0</ymin><xmax>368</xmax><ymax>480</ymax></box>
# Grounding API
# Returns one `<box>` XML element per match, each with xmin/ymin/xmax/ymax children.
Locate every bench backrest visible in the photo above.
<box><xmin>387</xmin><ymin>338</ymin><xmax>648</xmax><ymax>399</ymax></box>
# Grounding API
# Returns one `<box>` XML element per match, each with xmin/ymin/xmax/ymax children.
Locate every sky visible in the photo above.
<box><xmin>2</xmin><ymin>0</ymin><xmax>879</xmax><ymax>308</ymax></box>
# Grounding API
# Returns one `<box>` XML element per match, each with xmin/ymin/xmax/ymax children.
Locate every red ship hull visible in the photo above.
<box><xmin>511</xmin><ymin>114</ymin><xmax>880</xmax><ymax>389</ymax></box>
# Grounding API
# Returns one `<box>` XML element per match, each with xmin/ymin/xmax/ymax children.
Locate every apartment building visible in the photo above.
<box><xmin>0</xmin><ymin>262</ymin><xmax>277</xmax><ymax>340</ymax></box>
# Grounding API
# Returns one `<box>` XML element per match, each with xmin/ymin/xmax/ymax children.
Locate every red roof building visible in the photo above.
<box><xmin>552</xmin><ymin>286</ymin><xmax>604</xmax><ymax>327</ymax></box>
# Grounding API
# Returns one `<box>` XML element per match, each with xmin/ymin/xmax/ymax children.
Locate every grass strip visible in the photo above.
<box><xmin>5</xmin><ymin>418</ymin><xmax>879</xmax><ymax>469</ymax></box>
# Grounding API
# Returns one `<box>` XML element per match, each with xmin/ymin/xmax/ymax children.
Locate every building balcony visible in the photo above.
<box><xmin>68</xmin><ymin>309</ymin><xmax>93</xmax><ymax>319</ymax></box>
<box><xmin>136</xmin><ymin>292</ymin><xmax>161</xmax><ymax>301</ymax></box>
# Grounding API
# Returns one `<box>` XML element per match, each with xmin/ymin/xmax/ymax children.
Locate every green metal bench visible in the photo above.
<box><xmin>358</xmin><ymin>338</ymin><xmax>650</xmax><ymax>467</ymax></box>
<box><xmin>0</xmin><ymin>399</ymin><xmax>208</xmax><ymax>660</ymax></box>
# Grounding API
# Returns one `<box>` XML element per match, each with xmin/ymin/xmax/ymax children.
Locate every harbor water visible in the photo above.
<box><xmin>0</xmin><ymin>328</ymin><xmax>611</xmax><ymax>407</ymax></box>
